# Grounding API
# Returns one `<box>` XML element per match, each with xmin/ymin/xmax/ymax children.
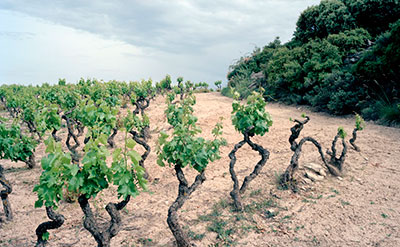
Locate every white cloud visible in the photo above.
<box><xmin>0</xmin><ymin>0</ymin><xmax>320</xmax><ymax>85</ymax></box>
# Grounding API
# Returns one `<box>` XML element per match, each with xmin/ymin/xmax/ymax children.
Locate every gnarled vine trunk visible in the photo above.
<box><xmin>349</xmin><ymin>128</ymin><xmax>360</xmax><ymax>152</ymax></box>
<box><xmin>326</xmin><ymin>133</ymin><xmax>348</xmax><ymax>173</ymax></box>
<box><xmin>280</xmin><ymin>117</ymin><xmax>348</xmax><ymax>192</ymax></box>
<box><xmin>280</xmin><ymin>137</ymin><xmax>327</xmax><ymax>192</ymax></box>
<box><xmin>25</xmin><ymin>153</ymin><xmax>36</xmax><ymax>169</ymax></box>
<box><xmin>51</xmin><ymin>129</ymin><xmax>61</xmax><ymax>142</ymax></box>
<box><xmin>129</xmin><ymin>130</ymin><xmax>151</xmax><ymax>179</ymax></box>
<box><xmin>107</xmin><ymin>127</ymin><xmax>118</xmax><ymax>148</ymax></box>
<box><xmin>0</xmin><ymin>165</ymin><xmax>12</xmax><ymax>221</ymax></box>
<box><xmin>229</xmin><ymin>131</ymin><xmax>270</xmax><ymax>211</ymax></box>
<box><xmin>35</xmin><ymin>206</ymin><xmax>65</xmax><ymax>247</ymax></box>
<box><xmin>78</xmin><ymin>195</ymin><xmax>130</xmax><ymax>247</ymax></box>
<box><xmin>168</xmin><ymin>165</ymin><xmax>205</xmax><ymax>247</ymax></box>
<box><xmin>63</xmin><ymin>113</ymin><xmax>80</xmax><ymax>164</ymax></box>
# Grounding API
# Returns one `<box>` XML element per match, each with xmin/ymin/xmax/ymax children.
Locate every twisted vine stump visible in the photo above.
<box><xmin>76</xmin><ymin>121</ymin><xmax>84</xmax><ymax>137</ymax></box>
<box><xmin>289</xmin><ymin>116</ymin><xmax>310</xmax><ymax>151</ymax></box>
<box><xmin>78</xmin><ymin>195</ymin><xmax>130</xmax><ymax>247</ymax></box>
<box><xmin>229</xmin><ymin>90</ymin><xmax>273</xmax><ymax>211</ymax></box>
<box><xmin>25</xmin><ymin>153</ymin><xmax>36</xmax><ymax>169</ymax></box>
<box><xmin>157</xmin><ymin>92</ymin><xmax>224</xmax><ymax>247</ymax></box>
<box><xmin>280</xmin><ymin>118</ymin><xmax>348</xmax><ymax>192</ymax></box>
<box><xmin>229</xmin><ymin>131</ymin><xmax>270</xmax><ymax>211</ymax></box>
<box><xmin>326</xmin><ymin>129</ymin><xmax>348</xmax><ymax>176</ymax></box>
<box><xmin>107</xmin><ymin>127</ymin><xmax>118</xmax><ymax>148</ymax></box>
<box><xmin>132</xmin><ymin>97</ymin><xmax>151</xmax><ymax>140</ymax></box>
<box><xmin>168</xmin><ymin>166</ymin><xmax>205</xmax><ymax>247</ymax></box>
<box><xmin>26</xmin><ymin>120</ymin><xmax>42</xmax><ymax>142</ymax></box>
<box><xmin>349</xmin><ymin>114</ymin><xmax>365</xmax><ymax>152</ymax></box>
<box><xmin>280</xmin><ymin>116</ymin><xmax>327</xmax><ymax>191</ymax></box>
<box><xmin>280</xmin><ymin>137</ymin><xmax>327</xmax><ymax>192</ymax></box>
<box><xmin>62</xmin><ymin>113</ymin><xmax>80</xmax><ymax>164</ymax></box>
<box><xmin>51</xmin><ymin>129</ymin><xmax>61</xmax><ymax>142</ymax></box>
<box><xmin>35</xmin><ymin>207</ymin><xmax>65</xmax><ymax>247</ymax></box>
<box><xmin>129</xmin><ymin>130</ymin><xmax>150</xmax><ymax>179</ymax></box>
<box><xmin>349</xmin><ymin>128</ymin><xmax>360</xmax><ymax>152</ymax></box>
<box><xmin>0</xmin><ymin>165</ymin><xmax>12</xmax><ymax>221</ymax></box>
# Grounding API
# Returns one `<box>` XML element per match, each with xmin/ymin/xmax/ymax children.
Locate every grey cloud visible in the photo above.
<box><xmin>0</xmin><ymin>0</ymin><xmax>320</xmax><ymax>84</ymax></box>
<box><xmin>0</xmin><ymin>0</ymin><xmax>319</xmax><ymax>53</ymax></box>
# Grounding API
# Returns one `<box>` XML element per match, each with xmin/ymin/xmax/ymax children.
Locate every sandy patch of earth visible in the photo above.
<box><xmin>1</xmin><ymin>92</ymin><xmax>399</xmax><ymax>246</ymax></box>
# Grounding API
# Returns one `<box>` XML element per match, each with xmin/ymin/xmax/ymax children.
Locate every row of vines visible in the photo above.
<box><xmin>0</xmin><ymin>76</ymin><xmax>364</xmax><ymax>247</ymax></box>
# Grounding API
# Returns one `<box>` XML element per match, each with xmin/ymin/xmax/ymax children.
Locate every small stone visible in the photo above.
<box><xmin>337</xmin><ymin>176</ymin><xmax>343</xmax><ymax>181</ymax></box>
<box><xmin>302</xmin><ymin>177</ymin><xmax>313</xmax><ymax>184</ymax></box>
<box><xmin>305</xmin><ymin>171</ymin><xmax>324</xmax><ymax>181</ymax></box>
<box><xmin>304</xmin><ymin>163</ymin><xmax>326</xmax><ymax>177</ymax></box>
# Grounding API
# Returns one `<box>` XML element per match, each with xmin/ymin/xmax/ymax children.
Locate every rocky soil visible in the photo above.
<box><xmin>1</xmin><ymin>92</ymin><xmax>399</xmax><ymax>246</ymax></box>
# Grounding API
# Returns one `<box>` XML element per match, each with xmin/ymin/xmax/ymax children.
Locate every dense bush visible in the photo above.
<box><xmin>224</xmin><ymin>0</ymin><xmax>400</xmax><ymax>124</ymax></box>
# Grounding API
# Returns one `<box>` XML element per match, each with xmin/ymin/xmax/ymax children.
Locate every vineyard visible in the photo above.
<box><xmin>0</xmin><ymin>79</ymin><xmax>399</xmax><ymax>246</ymax></box>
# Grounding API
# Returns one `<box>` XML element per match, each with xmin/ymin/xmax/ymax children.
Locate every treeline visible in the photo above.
<box><xmin>224</xmin><ymin>0</ymin><xmax>400</xmax><ymax>125</ymax></box>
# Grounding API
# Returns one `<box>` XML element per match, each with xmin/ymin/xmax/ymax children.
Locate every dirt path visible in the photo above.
<box><xmin>1</xmin><ymin>92</ymin><xmax>399</xmax><ymax>246</ymax></box>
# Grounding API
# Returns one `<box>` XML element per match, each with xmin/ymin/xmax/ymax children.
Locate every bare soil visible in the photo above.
<box><xmin>1</xmin><ymin>92</ymin><xmax>400</xmax><ymax>247</ymax></box>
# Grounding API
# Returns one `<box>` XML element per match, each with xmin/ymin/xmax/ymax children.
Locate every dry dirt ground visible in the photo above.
<box><xmin>1</xmin><ymin>92</ymin><xmax>399</xmax><ymax>247</ymax></box>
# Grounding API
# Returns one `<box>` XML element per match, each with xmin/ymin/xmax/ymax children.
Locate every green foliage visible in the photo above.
<box><xmin>231</xmin><ymin>90</ymin><xmax>272</xmax><ymax>136</ymax></box>
<box><xmin>225</xmin><ymin>0</ymin><xmax>399</xmax><ymax>124</ymax></box>
<box><xmin>355</xmin><ymin>114</ymin><xmax>366</xmax><ymax>130</ymax></box>
<box><xmin>0</xmin><ymin>124</ymin><xmax>37</xmax><ymax>162</ymax></box>
<box><xmin>214</xmin><ymin>80</ymin><xmax>222</xmax><ymax>91</ymax></box>
<box><xmin>327</xmin><ymin>28</ymin><xmax>372</xmax><ymax>55</ymax></box>
<box><xmin>37</xmin><ymin>103</ymin><xmax>62</xmax><ymax>134</ymax></box>
<box><xmin>58</xmin><ymin>78</ymin><xmax>66</xmax><ymax>86</ymax></box>
<box><xmin>33</xmin><ymin>137</ymin><xmax>72</xmax><ymax>208</ymax></box>
<box><xmin>294</xmin><ymin>0</ymin><xmax>355</xmax><ymax>42</ymax></box>
<box><xmin>157</xmin><ymin>92</ymin><xmax>225</xmax><ymax>172</ymax></box>
<box><xmin>221</xmin><ymin>87</ymin><xmax>235</xmax><ymax>98</ymax></box>
<box><xmin>227</xmin><ymin>67</ymin><xmax>255</xmax><ymax>99</ymax></box>
<box><xmin>354</xmin><ymin>20</ymin><xmax>400</xmax><ymax>105</ymax></box>
<box><xmin>79</xmin><ymin>100</ymin><xmax>118</xmax><ymax>139</ymax></box>
<box><xmin>337</xmin><ymin>127</ymin><xmax>347</xmax><ymax>139</ymax></box>
<box><xmin>34</xmin><ymin>125</ymin><xmax>146</xmax><ymax>209</ymax></box>
<box><xmin>342</xmin><ymin>0</ymin><xmax>400</xmax><ymax>36</ymax></box>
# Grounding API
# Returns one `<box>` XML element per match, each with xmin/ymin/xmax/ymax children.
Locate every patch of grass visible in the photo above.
<box><xmin>207</xmin><ymin>219</ymin><xmax>236</xmax><ymax>245</ymax></box>
<box><xmin>244</xmin><ymin>199</ymin><xmax>279</xmax><ymax>213</ymax></box>
<box><xmin>340</xmin><ymin>200</ymin><xmax>350</xmax><ymax>206</ymax></box>
<box><xmin>294</xmin><ymin>225</ymin><xmax>305</xmax><ymax>232</ymax></box>
<box><xmin>381</xmin><ymin>213</ymin><xmax>389</xmax><ymax>218</ymax></box>
<box><xmin>186</xmin><ymin>228</ymin><xmax>205</xmax><ymax>241</ymax></box>
<box><xmin>137</xmin><ymin>238</ymin><xmax>154</xmax><ymax>246</ymax></box>
<box><xmin>330</xmin><ymin>188</ymin><xmax>340</xmax><ymax>194</ymax></box>
<box><xmin>302</xmin><ymin>198</ymin><xmax>316</xmax><ymax>204</ymax></box>
<box><xmin>306</xmin><ymin>194</ymin><xmax>323</xmax><ymax>200</ymax></box>
<box><xmin>264</xmin><ymin>210</ymin><xmax>279</xmax><ymax>219</ymax></box>
<box><xmin>250</xmin><ymin>189</ymin><xmax>262</xmax><ymax>197</ymax></box>
<box><xmin>280</xmin><ymin>215</ymin><xmax>292</xmax><ymax>223</ymax></box>
<box><xmin>274</xmin><ymin>171</ymin><xmax>290</xmax><ymax>191</ymax></box>
<box><xmin>194</xmin><ymin>196</ymin><xmax>290</xmax><ymax>246</ymax></box>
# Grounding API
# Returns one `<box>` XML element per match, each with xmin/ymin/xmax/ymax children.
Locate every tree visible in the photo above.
<box><xmin>280</xmin><ymin>116</ymin><xmax>349</xmax><ymax>191</ymax></box>
<box><xmin>229</xmin><ymin>90</ymin><xmax>272</xmax><ymax>211</ymax></box>
<box><xmin>342</xmin><ymin>0</ymin><xmax>400</xmax><ymax>37</ymax></box>
<box><xmin>349</xmin><ymin>114</ymin><xmax>365</xmax><ymax>151</ymax></box>
<box><xmin>294</xmin><ymin>0</ymin><xmax>356</xmax><ymax>43</ymax></box>
<box><xmin>214</xmin><ymin>80</ymin><xmax>222</xmax><ymax>91</ymax></box>
<box><xmin>157</xmin><ymin>92</ymin><xmax>225</xmax><ymax>247</ymax></box>
<box><xmin>34</xmin><ymin>86</ymin><xmax>147</xmax><ymax>247</ymax></box>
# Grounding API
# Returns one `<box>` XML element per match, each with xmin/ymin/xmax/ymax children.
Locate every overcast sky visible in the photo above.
<box><xmin>0</xmin><ymin>0</ymin><xmax>320</xmax><ymax>86</ymax></box>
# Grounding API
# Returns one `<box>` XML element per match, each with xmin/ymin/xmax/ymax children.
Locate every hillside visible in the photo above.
<box><xmin>1</xmin><ymin>92</ymin><xmax>399</xmax><ymax>246</ymax></box>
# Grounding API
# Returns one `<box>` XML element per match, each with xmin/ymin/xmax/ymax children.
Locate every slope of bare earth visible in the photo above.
<box><xmin>1</xmin><ymin>92</ymin><xmax>399</xmax><ymax>247</ymax></box>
